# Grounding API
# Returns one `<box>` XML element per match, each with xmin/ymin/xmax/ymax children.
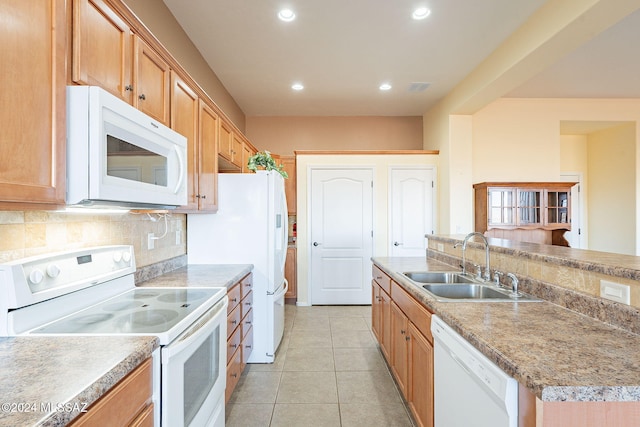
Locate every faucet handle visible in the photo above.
<box><xmin>473</xmin><ymin>264</ymin><xmax>482</xmax><ymax>279</ymax></box>
<box><xmin>492</xmin><ymin>270</ymin><xmax>503</xmax><ymax>286</ymax></box>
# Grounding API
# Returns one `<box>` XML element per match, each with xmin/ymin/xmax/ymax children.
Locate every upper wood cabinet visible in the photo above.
<box><xmin>281</xmin><ymin>156</ymin><xmax>296</xmax><ymax>214</ymax></box>
<box><xmin>133</xmin><ymin>36</ymin><xmax>170</xmax><ymax>125</ymax></box>
<box><xmin>474</xmin><ymin>182</ymin><xmax>574</xmax><ymax>232</ymax></box>
<box><xmin>196</xmin><ymin>100</ymin><xmax>220</xmax><ymax>211</ymax></box>
<box><xmin>72</xmin><ymin>0</ymin><xmax>133</xmax><ymax>103</ymax></box>
<box><xmin>218</xmin><ymin>120</ymin><xmax>233</xmax><ymax>161</ymax></box>
<box><xmin>0</xmin><ymin>0</ymin><xmax>66</xmax><ymax>207</ymax></box>
<box><xmin>72</xmin><ymin>0</ymin><xmax>170</xmax><ymax>125</ymax></box>
<box><xmin>241</xmin><ymin>141</ymin><xmax>256</xmax><ymax>173</ymax></box>
<box><xmin>474</xmin><ymin>182</ymin><xmax>575</xmax><ymax>246</ymax></box>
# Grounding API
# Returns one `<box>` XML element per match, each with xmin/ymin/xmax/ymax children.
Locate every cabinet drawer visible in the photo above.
<box><xmin>242</xmin><ymin>324</ymin><xmax>253</xmax><ymax>364</ymax></box>
<box><xmin>227</xmin><ymin>303</ymin><xmax>241</xmax><ymax>339</ymax></box>
<box><xmin>391</xmin><ymin>281</ymin><xmax>433</xmax><ymax>343</ymax></box>
<box><xmin>227</xmin><ymin>323</ymin><xmax>241</xmax><ymax>364</ymax></box>
<box><xmin>373</xmin><ymin>265</ymin><xmax>392</xmax><ymax>294</ymax></box>
<box><xmin>225</xmin><ymin>347</ymin><xmax>242</xmax><ymax>404</ymax></box>
<box><xmin>241</xmin><ymin>273</ymin><xmax>253</xmax><ymax>298</ymax></box>
<box><xmin>242</xmin><ymin>307</ymin><xmax>253</xmax><ymax>333</ymax></box>
<box><xmin>241</xmin><ymin>290</ymin><xmax>253</xmax><ymax>319</ymax></box>
<box><xmin>69</xmin><ymin>358</ymin><xmax>152</xmax><ymax>426</ymax></box>
<box><xmin>227</xmin><ymin>283</ymin><xmax>241</xmax><ymax>313</ymax></box>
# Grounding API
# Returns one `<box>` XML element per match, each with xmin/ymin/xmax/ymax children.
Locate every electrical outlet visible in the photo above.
<box><xmin>175</xmin><ymin>230</ymin><xmax>181</xmax><ymax>245</ymax></box>
<box><xmin>437</xmin><ymin>243</ymin><xmax>444</xmax><ymax>252</ymax></box>
<box><xmin>147</xmin><ymin>233</ymin><xmax>155</xmax><ymax>250</ymax></box>
<box><xmin>600</xmin><ymin>280</ymin><xmax>630</xmax><ymax>305</ymax></box>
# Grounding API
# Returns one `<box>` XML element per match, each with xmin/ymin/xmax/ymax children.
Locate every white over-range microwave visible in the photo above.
<box><xmin>66</xmin><ymin>86</ymin><xmax>187</xmax><ymax>209</ymax></box>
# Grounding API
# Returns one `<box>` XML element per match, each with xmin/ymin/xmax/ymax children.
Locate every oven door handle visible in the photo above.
<box><xmin>162</xmin><ymin>297</ymin><xmax>228</xmax><ymax>359</ymax></box>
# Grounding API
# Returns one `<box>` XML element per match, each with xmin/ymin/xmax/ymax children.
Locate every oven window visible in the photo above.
<box><xmin>183</xmin><ymin>327</ymin><xmax>220</xmax><ymax>425</ymax></box>
<box><xmin>106</xmin><ymin>135</ymin><xmax>168</xmax><ymax>186</ymax></box>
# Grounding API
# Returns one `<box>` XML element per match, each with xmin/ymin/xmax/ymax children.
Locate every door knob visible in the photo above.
<box><xmin>313</xmin><ymin>242</ymin><xmax>321</xmax><ymax>246</ymax></box>
<box><xmin>394</xmin><ymin>242</ymin><xmax>403</xmax><ymax>246</ymax></box>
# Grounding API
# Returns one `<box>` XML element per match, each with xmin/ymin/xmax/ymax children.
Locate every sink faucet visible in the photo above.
<box><xmin>506</xmin><ymin>273</ymin><xmax>519</xmax><ymax>295</ymax></box>
<box><xmin>454</xmin><ymin>232</ymin><xmax>490</xmax><ymax>280</ymax></box>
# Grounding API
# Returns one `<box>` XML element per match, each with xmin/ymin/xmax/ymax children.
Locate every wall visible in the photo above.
<box><xmin>295</xmin><ymin>153</ymin><xmax>439</xmax><ymax>306</ymax></box>
<box><xmin>122</xmin><ymin>0</ymin><xmax>246</xmax><ymax>131</ymax></box>
<box><xmin>245</xmin><ymin>116</ymin><xmax>423</xmax><ymax>155</ymax></box>
<box><xmin>0</xmin><ymin>211</ymin><xmax>186</xmax><ymax>268</ymax></box>
<box><xmin>587</xmin><ymin>123</ymin><xmax>636</xmax><ymax>254</ymax></box>
<box><xmin>446</xmin><ymin>99</ymin><xmax>640</xmax><ymax>254</ymax></box>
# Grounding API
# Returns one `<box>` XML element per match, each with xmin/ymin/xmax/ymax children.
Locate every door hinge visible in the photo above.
<box><xmin>578</xmin><ymin>228</ymin><xmax>581</xmax><ymax>235</ymax></box>
<box><xmin>371</xmin><ymin>181</ymin><xmax>373</xmax><ymax>188</ymax></box>
<box><xmin>371</xmin><ymin>230</ymin><xmax>373</xmax><ymax>238</ymax></box>
<box><xmin>431</xmin><ymin>181</ymin><xmax>434</xmax><ymax>188</ymax></box>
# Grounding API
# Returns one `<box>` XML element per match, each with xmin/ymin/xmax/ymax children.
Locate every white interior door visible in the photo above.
<box><xmin>389</xmin><ymin>167</ymin><xmax>435</xmax><ymax>256</ymax></box>
<box><xmin>310</xmin><ymin>168</ymin><xmax>373</xmax><ymax>305</ymax></box>
<box><xmin>560</xmin><ymin>173</ymin><xmax>585</xmax><ymax>249</ymax></box>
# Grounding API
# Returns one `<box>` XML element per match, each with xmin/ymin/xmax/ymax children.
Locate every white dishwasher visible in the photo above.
<box><xmin>431</xmin><ymin>315</ymin><xmax>518</xmax><ymax>427</ymax></box>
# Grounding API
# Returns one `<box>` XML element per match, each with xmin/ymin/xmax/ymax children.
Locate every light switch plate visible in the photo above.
<box><xmin>147</xmin><ymin>233</ymin><xmax>155</xmax><ymax>250</ymax></box>
<box><xmin>600</xmin><ymin>280</ymin><xmax>630</xmax><ymax>305</ymax></box>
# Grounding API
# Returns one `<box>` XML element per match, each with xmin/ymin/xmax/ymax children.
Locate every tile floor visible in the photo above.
<box><xmin>225</xmin><ymin>304</ymin><xmax>415</xmax><ymax>426</ymax></box>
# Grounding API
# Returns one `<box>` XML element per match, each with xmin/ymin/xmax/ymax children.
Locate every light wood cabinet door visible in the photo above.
<box><xmin>170</xmin><ymin>72</ymin><xmax>199</xmax><ymax>211</ymax></box>
<box><xmin>231</xmin><ymin>133</ymin><xmax>243</xmax><ymax>167</ymax></box>
<box><xmin>134</xmin><ymin>36</ymin><xmax>170</xmax><ymax>125</ymax></box>
<box><xmin>380</xmin><ymin>285</ymin><xmax>392</xmax><ymax>361</ymax></box>
<box><xmin>285</xmin><ymin>247</ymin><xmax>297</xmax><ymax>300</ymax></box>
<box><xmin>218</xmin><ymin>120</ymin><xmax>233</xmax><ymax>160</ymax></box>
<box><xmin>391</xmin><ymin>301</ymin><xmax>409</xmax><ymax>396</ymax></box>
<box><xmin>72</xmin><ymin>0</ymin><xmax>133</xmax><ymax>103</ymax></box>
<box><xmin>408</xmin><ymin>322</ymin><xmax>434</xmax><ymax>427</ymax></box>
<box><xmin>198</xmin><ymin>101</ymin><xmax>219</xmax><ymax>211</ymax></box>
<box><xmin>0</xmin><ymin>0</ymin><xmax>66</xmax><ymax>206</ymax></box>
<box><xmin>281</xmin><ymin>156</ymin><xmax>297</xmax><ymax>214</ymax></box>
<box><xmin>242</xmin><ymin>143</ymin><xmax>256</xmax><ymax>173</ymax></box>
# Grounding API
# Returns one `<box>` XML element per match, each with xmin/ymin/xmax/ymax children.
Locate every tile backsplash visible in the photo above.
<box><xmin>0</xmin><ymin>211</ymin><xmax>186</xmax><ymax>267</ymax></box>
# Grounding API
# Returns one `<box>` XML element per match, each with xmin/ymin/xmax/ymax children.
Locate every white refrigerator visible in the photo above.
<box><xmin>187</xmin><ymin>171</ymin><xmax>288</xmax><ymax>363</ymax></box>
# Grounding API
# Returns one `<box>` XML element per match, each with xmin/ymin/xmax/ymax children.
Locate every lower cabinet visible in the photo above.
<box><xmin>69</xmin><ymin>358</ymin><xmax>154</xmax><ymax>426</ymax></box>
<box><xmin>226</xmin><ymin>272</ymin><xmax>253</xmax><ymax>403</ymax></box>
<box><xmin>284</xmin><ymin>246</ymin><xmax>297</xmax><ymax>301</ymax></box>
<box><xmin>372</xmin><ymin>264</ymin><xmax>434</xmax><ymax>427</ymax></box>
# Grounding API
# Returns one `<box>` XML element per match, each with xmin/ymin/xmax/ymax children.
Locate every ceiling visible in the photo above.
<box><xmin>162</xmin><ymin>0</ymin><xmax>640</xmax><ymax>117</ymax></box>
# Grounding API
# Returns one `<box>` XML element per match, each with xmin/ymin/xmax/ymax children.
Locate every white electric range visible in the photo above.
<box><xmin>0</xmin><ymin>245</ymin><xmax>227</xmax><ymax>427</ymax></box>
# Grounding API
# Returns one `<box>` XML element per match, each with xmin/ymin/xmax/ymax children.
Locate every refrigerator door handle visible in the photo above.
<box><xmin>268</xmin><ymin>279</ymin><xmax>289</xmax><ymax>297</ymax></box>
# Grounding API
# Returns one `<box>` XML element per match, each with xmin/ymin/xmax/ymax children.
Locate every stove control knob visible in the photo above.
<box><xmin>46</xmin><ymin>264</ymin><xmax>61</xmax><ymax>278</ymax></box>
<box><xmin>122</xmin><ymin>251</ymin><xmax>132</xmax><ymax>264</ymax></box>
<box><xmin>113</xmin><ymin>252</ymin><xmax>122</xmax><ymax>263</ymax></box>
<box><xmin>29</xmin><ymin>269</ymin><xmax>44</xmax><ymax>285</ymax></box>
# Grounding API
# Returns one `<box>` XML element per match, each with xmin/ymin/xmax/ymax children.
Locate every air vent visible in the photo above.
<box><xmin>408</xmin><ymin>82</ymin><xmax>431</xmax><ymax>92</ymax></box>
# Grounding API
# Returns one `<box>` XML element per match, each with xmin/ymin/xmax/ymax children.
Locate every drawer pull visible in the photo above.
<box><xmin>231</xmin><ymin>320</ymin><xmax>237</xmax><ymax>325</ymax></box>
<box><xmin>245</xmin><ymin>344</ymin><xmax>252</xmax><ymax>349</ymax></box>
<box><xmin>231</xmin><ymin>298</ymin><xmax>238</xmax><ymax>303</ymax></box>
<box><xmin>245</xmin><ymin>320</ymin><xmax>252</xmax><ymax>325</ymax></box>
<box><xmin>230</xmin><ymin>344</ymin><xmax>237</xmax><ymax>349</ymax></box>
<box><xmin>245</xmin><ymin>302</ymin><xmax>251</xmax><ymax>306</ymax></box>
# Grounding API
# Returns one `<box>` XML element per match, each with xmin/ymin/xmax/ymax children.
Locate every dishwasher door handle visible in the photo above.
<box><xmin>450</xmin><ymin>351</ymin><xmax>473</xmax><ymax>377</ymax></box>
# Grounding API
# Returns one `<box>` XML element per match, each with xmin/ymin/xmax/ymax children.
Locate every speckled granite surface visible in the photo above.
<box><xmin>137</xmin><ymin>264</ymin><xmax>253</xmax><ymax>289</ymax></box>
<box><xmin>0</xmin><ymin>335</ymin><xmax>158</xmax><ymax>426</ymax></box>
<box><xmin>373</xmin><ymin>256</ymin><xmax>640</xmax><ymax>403</ymax></box>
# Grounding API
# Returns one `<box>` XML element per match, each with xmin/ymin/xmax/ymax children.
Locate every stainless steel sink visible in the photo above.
<box><xmin>421</xmin><ymin>283</ymin><xmax>542</xmax><ymax>302</ymax></box>
<box><xmin>403</xmin><ymin>271</ymin><xmax>475</xmax><ymax>284</ymax></box>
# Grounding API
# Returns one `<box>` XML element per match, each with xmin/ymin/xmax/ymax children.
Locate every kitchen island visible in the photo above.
<box><xmin>374</xmin><ymin>234</ymin><xmax>640</xmax><ymax>426</ymax></box>
<box><xmin>0</xmin><ymin>335</ymin><xmax>158</xmax><ymax>426</ymax></box>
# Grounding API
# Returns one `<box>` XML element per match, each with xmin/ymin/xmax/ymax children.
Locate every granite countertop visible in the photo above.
<box><xmin>0</xmin><ymin>336</ymin><xmax>158</xmax><ymax>427</ymax></box>
<box><xmin>137</xmin><ymin>264</ymin><xmax>253</xmax><ymax>289</ymax></box>
<box><xmin>372</xmin><ymin>256</ymin><xmax>640</xmax><ymax>403</ymax></box>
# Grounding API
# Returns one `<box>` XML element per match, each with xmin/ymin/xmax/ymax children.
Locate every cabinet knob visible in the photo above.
<box><xmin>405</xmin><ymin>336</ymin><xmax>410</xmax><ymax>341</ymax></box>
<box><xmin>138</xmin><ymin>93</ymin><xmax>146</xmax><ymax>100</ymax></box>
<box><xmin>125</xmin><ymin>84</ymin><xmax>133</xmax><ymax>91</ymax></box>
<box><xmin>400</xmin><ymin>329</ymin><xmax>406</xmax><ymax>335</ymax></box>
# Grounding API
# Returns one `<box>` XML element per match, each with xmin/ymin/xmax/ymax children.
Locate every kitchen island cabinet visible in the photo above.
<box><xmin>372</xmin><ymin>264</ymin><xmax>434</xmax><ymax>427</ymax></box>
<box><xmin>373</xmin><ymin>253</ymin><xmax>640</xmax><ymax>427</ymax></box>
<box><xmin>0</xmin><ymin>0</ymin><xmax>66</xmax><ymax>208</ymax></box>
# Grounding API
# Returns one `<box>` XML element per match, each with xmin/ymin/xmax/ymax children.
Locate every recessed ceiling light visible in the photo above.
<box><xmin>278</xmin><ymin>8</ymin><xmax>296</xmax><ymax>22</ymax></box>
<box><xmin>379</xmin><ymin>83</ymin><xmax>392</xmax><ymax>91</ymax></box>
<box><xmin>291</xmin><ymin>83</ymin><xmax>304</xmax><ymax>91</ymax></box>
<box><xmin>412</xmin><ymin>7</ymin><xmax>431</xmax><ymax>20</ymax></box>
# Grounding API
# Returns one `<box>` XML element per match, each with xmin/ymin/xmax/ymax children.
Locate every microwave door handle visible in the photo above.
<box><xmin>173</xmin><ymin>145</ymin><xmax>184</xmax><ymax>195</ymax></box>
